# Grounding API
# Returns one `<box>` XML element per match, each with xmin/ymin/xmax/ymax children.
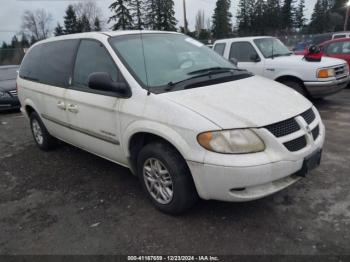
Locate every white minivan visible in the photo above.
<box><xmin>18</xmin><ymin>31</ymin><xmax>325</xmax><ymax>214</ymax></box>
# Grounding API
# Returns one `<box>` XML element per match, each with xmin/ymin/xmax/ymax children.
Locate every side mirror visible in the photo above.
<box><xmin>88</xmin><ymin>72</ymin><xmax>128</xmax><ymax>95</ymax></box>
<box><xmin>229</xmin><ymin>57</ymin><xmax>238</xmax><ymax>66</ymax></box>
<box><xmin>250</xmin><ymin>54</ymin><xmax>261</xmax><ymax>63</ymax></box>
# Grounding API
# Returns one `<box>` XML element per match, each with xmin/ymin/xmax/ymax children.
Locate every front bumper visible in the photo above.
<box><xmin>188</xmin><ymin>116</ymin><xmax>325</xmax><ymax>202</ymax></box>
<box><xmin>304</xmin><ymin>75</ymin><xmax>350</xmax><ymax>98</ymax></box>
<box><xmin>0</xmin><ymin>97</ymin><xmax>20</xmax><ymax>111</ymax></box>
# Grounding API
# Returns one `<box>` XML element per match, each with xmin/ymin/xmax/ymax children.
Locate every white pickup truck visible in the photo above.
<box><xmin>213</xmin><ymin>36</ymin><xmax>350</xmax><ymax>98</ymax></box>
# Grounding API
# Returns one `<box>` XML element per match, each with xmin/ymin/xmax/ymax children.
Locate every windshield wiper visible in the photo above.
<box><xmin>267</xmin><ymin>53</ymin><xmax>293</xmax><ymax>58</ymax></box>
<box><xmin>187</xmin><ymin>67</ymin><xmax>242</xmax><ymax>75</ymax></box>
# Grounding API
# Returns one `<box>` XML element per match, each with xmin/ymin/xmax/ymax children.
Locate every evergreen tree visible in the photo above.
<box><xmin>144</xmin><ymin>0</ymin><xmax>157</xmax><ymax>29</ymax></box>
<box><xmin>212</xmin><ymin>0</ymin><xmax>233</xmax><ymax>39</ymax></box>
<box><xmin>308</xmin><ymin>0</ymin><xmax>331</xmax><ymax>33</ymax></box>
<box><xmin>281</xmin><ymin>0</ymin><xmax>295</xmax><ymax>32</ymax></box>
<box><xmin>130</xmin><ymin>0</ymin><xmax>144</xmax><ymax>29</ymax></box>
<box><xmin>80</xmin><ymin>14</ymin><xmax>91</xmax><ymax>32</ymax></box>
<box><xmin>54</xmin><ymin>23</ymin><xmax>65</xmax><ymax>36</ymax></box>
<box><xmin>160</xmin><ymin>0</ymin><xmax>177</xmax><ymax>31</ymax></box>
<box><xmin>20</xmin><ymin>33</ymin><xmax>30</xmax><ymax>47</ymax></box>
<box><xmin>252</xmin><ymin>0</ymin><xmax>267</xmax><ymax>35</ymax></box>
<box><xmin>64</xmin><ymin>5</ymin><xmax>78</xmax><ymax>34</ymax></box>
<box><xmin>236</xmin><ymin>0</ymin><xmax>251</xmax><ymax>35</ymax></box>
<box><xmin>11</xmin><ymin>36</ymin><xmax>20</xmax><ymax>49</ymax></box>
<box><xmin>264</xmin><ymin>0</ymin><xmax>281</xmax><ymax>34</ymax></box>
<box><xmin>94</xmin><ymin>18</ymin><xmax>102</xmax><ymax>31</ymax></box>
<box><xmin>108</xmin><ymin>0</ymin><xmax>134</xmax><ymax>30</ymax></box>
<box><xmin>294</xmin><ymin>0</ymin><xmax>306</xmax><ymax>30</ymax></box>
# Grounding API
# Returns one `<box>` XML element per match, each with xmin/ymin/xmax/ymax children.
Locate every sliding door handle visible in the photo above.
<box><xmin>67</xmin><ymin>104</ymin><xmax>79</xmax><ymax>113</ymax></box>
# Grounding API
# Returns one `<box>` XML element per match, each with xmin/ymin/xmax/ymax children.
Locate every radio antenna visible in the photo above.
<box><xmin>140</xmin><ymin>30</ymin><xmax>151</xmax><ymax>95</ymax></box>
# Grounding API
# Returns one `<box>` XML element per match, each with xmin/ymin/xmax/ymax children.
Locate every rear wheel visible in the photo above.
<box><xmin>137</xmin><ymin>142</ymin><xmax>198</xmax><ymax>214</ymax></box>
<box><xmin>280</xmin><ymin>80</ymin><xmax>307</xmax><ymax>97</ymax></box>
<box><xmin>30</xmin><ymin>111</ymin><xmax>57</xmax><ymax>151</ymax></box>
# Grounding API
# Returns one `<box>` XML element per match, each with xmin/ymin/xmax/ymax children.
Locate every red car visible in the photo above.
<box><xmin>319</xmin><ymin>38</ymin><xmax>350</xmax><ymax>68</ymax></box>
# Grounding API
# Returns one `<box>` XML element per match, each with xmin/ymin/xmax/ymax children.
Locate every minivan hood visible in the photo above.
<box><xmin>160</xmin><ymin>75</ymin><xmax>312</xmax><ymax>129</ymax></box>
<box><xmin>270</xmin><ymin>55</ymin><xmax>346</xmax><ymax>68</ymax></box>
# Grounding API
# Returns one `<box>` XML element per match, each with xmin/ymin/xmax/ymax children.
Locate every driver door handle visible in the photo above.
<box><xmin>67</xmin><ymin>104</ymin><xmax>79</xmax><ymax>113</ymax></box>
<box><xmin>57</xmin><ymin>101</ymin><xmax>66</xmax><ymax>110</ymax></box>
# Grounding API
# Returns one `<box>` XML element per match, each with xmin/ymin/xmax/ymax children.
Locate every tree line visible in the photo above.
<box><xmin>235</xmin><ymin>0</ymin><xmax>350</xmax><ymax>37</ymax></box>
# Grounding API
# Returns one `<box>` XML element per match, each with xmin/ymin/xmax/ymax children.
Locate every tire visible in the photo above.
<box><xmin>30</xmin><ymin>111</ymin><xmax>57</xmax><ymax>151</ymax></box>
<box><xmin>137</xmin><ymin>142</ymin><xmax>198</xmax><ymax>214</ymax></box>
<box><xmin>281</xmin><ymin>80</ymin><xmax>308</xmax><ymax>97</ymax></box>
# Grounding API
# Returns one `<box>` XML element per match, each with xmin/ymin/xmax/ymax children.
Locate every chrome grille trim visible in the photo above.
<box><xmin>9</xmin><ymin>90</ymin><xmax>18</xmax><ymax>97</ymax></box>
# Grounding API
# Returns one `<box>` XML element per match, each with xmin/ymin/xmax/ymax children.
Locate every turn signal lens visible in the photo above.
<box><xmin>317</xmin><ymin>68</ymin><xmax>335</xmax><ymax>78</ymax></box>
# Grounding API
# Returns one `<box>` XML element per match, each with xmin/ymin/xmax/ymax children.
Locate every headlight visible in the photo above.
<box><xmin>317</xmin><ymin>68</ymin><xmax>335</xmax><ymax>78</ymax></box>
<box><xmin>0</xmin><ymin>90</ymin><xmax>11</xmax><ymax>98</ymax></box>
<box><xmin>197</xmin><ymin>129</ymin><xmax>265</xmax><ymax>154</ymax></box>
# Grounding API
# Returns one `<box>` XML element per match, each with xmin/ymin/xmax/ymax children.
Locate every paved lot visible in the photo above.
<box><xmin>0</xmin><ymin>90</ymin><xmax>350</xmax><ymax>255</ymax></box>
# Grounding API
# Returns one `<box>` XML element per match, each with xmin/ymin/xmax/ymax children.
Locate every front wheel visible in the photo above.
<box><xmin>30</xmin><ymin>111</ymin><xmax>57</xmax><ymax>151</ymax></box>
<box><xmin>137</xmin><ymin>142</ymin><xmax>198</xmax><ymax>214</ymax></box>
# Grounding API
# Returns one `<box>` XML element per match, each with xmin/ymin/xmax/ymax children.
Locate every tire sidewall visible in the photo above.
<box><xmin>137</xmin><ymin>143</ymin><xmax>197</xmax><ymax>214</ymax></box>
<box><xmin>30</xmin><ymin>112</ymin><xmax>53</xmax><ymax>150</ymax></box>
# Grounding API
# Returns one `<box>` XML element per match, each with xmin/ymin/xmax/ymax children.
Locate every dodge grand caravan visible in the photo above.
<box><xmin>18</xmin><ymin>31</ymin><xmax>325</xmax><ymax>214</ymax></box>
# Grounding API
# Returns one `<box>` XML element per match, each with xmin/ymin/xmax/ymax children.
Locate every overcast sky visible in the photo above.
<box><xmin>0</xmin><ymin>0</ymin><xmax>318</xmax><ymax>43</ymax></box>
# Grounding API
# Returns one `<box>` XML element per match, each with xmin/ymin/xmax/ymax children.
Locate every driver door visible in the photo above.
<box><xmin>228</xmin><ymin>42</ymin><xmax>264</xmax><ymax>75</ymax></box>
<box><xmin>65</xmin><ymin>39</ymin><xmax>126</xmax><ymax>164</ymax></box>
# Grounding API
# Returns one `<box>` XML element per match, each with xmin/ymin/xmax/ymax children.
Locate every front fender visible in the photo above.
<box><xmin>122</xmin><ymin>120</ymin><xmax>205</xmax><ymax>163</ymax></box>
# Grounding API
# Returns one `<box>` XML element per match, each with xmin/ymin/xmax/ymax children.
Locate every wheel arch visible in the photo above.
<box><xmin>275</xmin><ymin>75</ymin><xmax>309</xmax><ymax>96</ymax></box>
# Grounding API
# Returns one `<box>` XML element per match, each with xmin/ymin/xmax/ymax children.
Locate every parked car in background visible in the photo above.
<box><xmin>0</xmin><ymin>65</ymin><xmax>20</xmax><ymax>111</ymax></box>
<box><xmin>18</xmin><ymin>31</ymin><xmax>324</xmax><ymax>214</ymax></box>
<box><xmin>214</xmin><ymin>36</ymin><xmax>350</xmax><ymax>98</ymax></box>
<box><xmin>319</xmin><ymin>38</ymin><xmax>350</xmax><ymax>69</ymax></box>
<box><xmin>332</xmin><ymin>32</ymin><xmax>350</xmax><ymax>40</ymax></box>
<box><xmin>293</xmin><ymin>42</ymin><xmax>310</xmax><ymax>56</ymax></box>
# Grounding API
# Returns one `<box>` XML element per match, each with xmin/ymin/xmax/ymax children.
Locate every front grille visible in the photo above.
<box><xmin>334</xmin><ymin>65</ymin><xmax>347</xmax><ymax>78</ymax></box>
<box><xmin>265</xmin><ymin>118</ymin><xmax>300</xmax><ymax>138</ymax></box>
<box><xmin>312</xmin><ymin>125</ymin><xmax>320</xmax><ymax>140</ymax></box>
<box><xmin>9</xmin><ymin>90</ymin><xmax>18</xmax><ymax>97</ymax></box>
<box><xmin>300</xmin><ymin>108</ymin><xmax>316</xmax><ymax>124</ymax></box>
<box><xmin>283</xmin><ymin>136</ymin><xmax>307</xmax><ymax>152</ymax></box>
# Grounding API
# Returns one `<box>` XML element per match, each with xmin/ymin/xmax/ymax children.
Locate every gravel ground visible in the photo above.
<box><xmin>0</xmin><ymin>90</ymin><xmax>349</xmax><ymax>256</ymax></box>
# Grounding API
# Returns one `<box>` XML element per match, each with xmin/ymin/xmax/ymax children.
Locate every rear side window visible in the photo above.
<box><xmin>73</xmin><ymin>40</ymin><xmax>119</xmax><ymax>88</ymax></box>
<box><xmin>213</xmin><ymin>43</ymin><xmax>226</xmax><ymax>56</ymax></box>
<box><xmin>229</xmin><ymin>42</ymin><xmax>258</xmax><ymax>62</ymax></box>
<box><xmin>326</xmin><ymin>42</ymin><xmax>346</xmax><ymax>54</ymax></box>
<box><xmin>20</xmin><ymin>40</ymin><xmax>79</xmax><ymax>87</ymax></box>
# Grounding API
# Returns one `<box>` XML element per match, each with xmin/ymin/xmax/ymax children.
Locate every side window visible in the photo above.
<box><xmin>19</xmin><ymin>45</ymin><xmax>42</xmax><ymax>81</ymax></box>
<box><xmin>20</xmin><ymin>40</ymin><xmax>79</xmax><ymax>87</ymax></box>
<box><xmin>73</xmin><ymin>40</ymin><xmax>119</xmax><ymax>88</ymax></box>
<box><xmin>40</xmin><ymin>40</ymin><xmax>79</xmax><ymax>87</ymax></box>
<box><xmin>213</xmin><ymin>43</ymin><xmax>226</xmax><ymax>56</ymax></box>
<box><xmin>229</xmin><ymin>42</ymin><xmax>259</xmax><ymax>62</ymax></box>
<box><xmin>326</xmin><ymin>42</ymin><xmax>344</xmax><ymax>54</ymax></box>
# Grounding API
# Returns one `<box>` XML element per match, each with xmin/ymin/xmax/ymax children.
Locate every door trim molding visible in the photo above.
<box><xmin>41</xmin><ymin>113</ymin><xmax>120</xmax><ymax>145</ymax></box>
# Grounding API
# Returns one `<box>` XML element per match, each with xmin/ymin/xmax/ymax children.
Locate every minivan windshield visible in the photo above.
<box><xmin>254</xmin><ymin>38</ymin><xmax>292</xmax><ymax>58</ymax></box>
<box><xmin>110</xmin><ymin>33</ymin><xmax>245</xmax><ymax>90</ymax></box>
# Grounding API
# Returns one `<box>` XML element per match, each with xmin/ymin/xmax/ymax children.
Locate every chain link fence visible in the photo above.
<box><xmin>0</xmin><ymin>48</ymin><xmax>26</xmax><ymax>66</ymax></box>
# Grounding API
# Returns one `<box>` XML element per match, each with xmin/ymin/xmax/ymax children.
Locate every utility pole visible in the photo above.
<box><xmin>183</xmin><ymin>0</ymin><xmax>188</xmax><ymax>34</ymax></box>
<box><xmin>344</xmin><ymin>1</ymin><xmax>350</xmax><ymax>31</ymax></box>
